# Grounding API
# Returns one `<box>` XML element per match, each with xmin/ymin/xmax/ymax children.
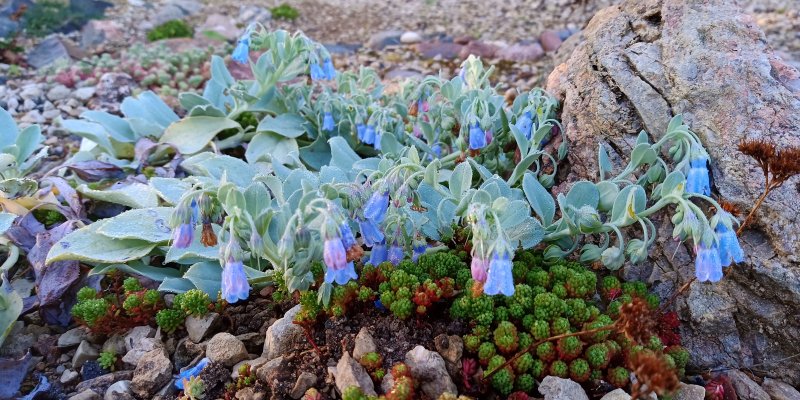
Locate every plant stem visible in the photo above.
<box><xmin>737</xmin><ymin>186</ymin><xmax>771</xmax><ymax>236</ymax></box>
<box><xmin>481</xmin><ymin>324</ymin><xmax>616</xmax><ymax>382</ymax></box>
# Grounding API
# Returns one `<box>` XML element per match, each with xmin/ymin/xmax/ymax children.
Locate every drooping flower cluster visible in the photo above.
<box><xmin>686</xmin><ymin>146</ymin><xmax>711</xmax><ymax>196</ymax></box>
<box><xmin>232</xmin><ymin>27</ymin><xmax>253</xmax><ymax>64</ymax></box>
<box><xmin>691</xmin><ymin>211</ymin><xmax>745</xmax><ymax>282</ymax></box>
<box><xmin>468</xmin><ymin>205</ymin><xmax>515</xmax><ymax>296</ymax></box>
<box><xmin>322</xmin><ymin>218</ymin><xmax>359</xmax><ymax>285</ymax></box>
<box><xmin>310</xmin><ymin>58</ymin><xmax>336</xmax><ymax>81</ymax></box>
<box><xmin>220</xmin><ymin>233</ymin><xmax>251</xmax><ymax>304</ymax></box>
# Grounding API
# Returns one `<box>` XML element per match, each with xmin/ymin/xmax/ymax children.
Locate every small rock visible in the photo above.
<box><xmin>367</xmin><ymin>30</ymin><xmax>404</xmax><ymax>50</ymax></box>
<box><xmin>238</xmin><ymin>5</ymin><xmax>272</xmax><ymax>26</ymax></box>
<box><xmin>231</xmin><ymin>357</ymin><xmax>270</xmax><ymax>379</ymax></box>
<box><xmin>761</xmin><ymin>378</ymin><xmax>800</xmax><ymax>400</ymax></box>
<box><xmin>236</xmin><ymin>387</ymin><xmax>266</xmax><ymax>400</ymax></box>
<box><xmin>27</xmin><ymin>37</ymin><xmax>71</xmax><ymax>69</ymax></box>
<box><xmin>101</xmin><ymin>334</ymin><xmax>126</xmax><ymax>356</ymax></box>
<box><xmin>496</xmin><ymin>43</ymin><xmax>545</xmax><ymax>62</ymax></box>
<box><xmin>73</xmin><ymin>87</ymin><xmax>96</xmax><ymax>102</ymax></box>
<box><xmin>263</xmin><ymin>305</ymin><xmax>304</xmax><ymax>361</ymax></box>
<box><xmin>255</xmin><ymin>356</ymin><xmax>284</xmax><ymax>383</ymax></box>
<box><xmin>69</xmin><ymin>389</ymin><xmax>101</xmax><ymax>400</ymax></box>
<box><xmin>60</xmin><ymin>369</ymin><xmax>80</xmax><ymax>384</ymax></box>
<box><xmin>459</xmin><ymin>41</ymin><xmax>499</xmax><ymax>59</ymax></box>
<box><xmin>673</xmin><ymin>383</ymin><xmax>705</xmax><ymax>400</ymax></box>
<box><xmin>47</xmin><ymin>85</ymin><xmax>71</xmax><ymax>102</ymax></box>
<box><xmin>600</xmin><ymin>389</ymin><xmax>631</xmax><ymax>400</ymax></box>
<box><xmin>73</xmin><ymin>340</ymin><xmax>99</xmax><ymax>369</ymax></box>
<box><xmin>400</xmin><ymin>31</ymin><xmax>423</xmax><ymax>44</ymax></box>
<box><xmin>121</xmin><ymin>337</ymin><xmax>163</xmax><ymax>366</ymax></box>
<box><xmin>352</xmin><ymin>327</ymin><xmax>377</xmax><ymax>361</ymax></box>
<box><xmin>94</xmin><ymin>73</ymin><xmax>136</xmax><ymax>112</ymax></box>
<box><xmin>207</xmin><ymin>332</ymin><xmax>248</xmax><ymax>367</ymax></box>
<box><xmin>541</xmin><ymin>29</ymin><xmax>563</xmax><ymax>52</ymax></box>
<box><xmin>150</xmin><ymin>4</ymin><xmax>186</xmax><ymax>27</ymax></box>
<box><xmin>131</xmin><ymin>348</ymin><xmax>172</xmax><ymax>399</ymax></box>
<box><xmin>104</xmin><ymin>380</ymin><xmax>133</xmax><ymax>400</ymax></box>
<box><xmin>173</xmin><ymin>338</ymin><xmax>204</xmax><ymax>370</ymax></box>
<box><xmin>726</xmin><ymin>370</ymin><xmax>770</xmax><ymax>400</ymax></box>
<box><xmin>405</xmin><ymin>345</ymin><xmax>457</xmax><ymax>399</ymax></box>
<box><xmin>185</xmin><ymin>312</ymin><xmax>221</xmax><ymax>343</ymax></box>
<box><xmin>416</xmin><ymin>41</ymin><xmax>463</xmax><ymax>59</ymax></box>
<box><xmin>81</xmin><ymin>20</ymin><xmax>125</xmax><ymax>49</ymax></box>
<box><xmin>81</xmin><ymin>360</ymin><xmax>107</xmax><ymax>381</ymax></box>
<box><xmin>434</xmin><ymin>334</ymin><xmax>463</xmax><ymax>379</ymax></box>
<box><xmin>197</xmin><ymin>14</ymin><xmax>238</xmax><ymax>41</ymax></box>
<box><xmin>124</xmin><ymin>326</ymin><xmax>155</xmax><ymax>352</ymax></box>
<box><xmin>290</xmin><ymin>372</ymin><xmax>318</xmax><ymax>399</ymax></box>
<box><xmin>0</xmin><ymin>321</ymin><xmax>34</xmax><ymax>357</ymax></box>
<box><xmin>539</xmin><ymin>376</ymin><xmax>589</xmax><ymax>400</ymax></box>
<box><xmin>333</xmin><ymin>352</ymin><xmax>376</xmax><ymax>396</ymax></box>
<box><xmin>236</xmin><ymin>332</ymin><xmax>264</xmax><ymax>354</ymax></box>
<box><xmin>380</xmin><ymin>371</ymin><xmax>395</xmax><ymax>393</ymax></box>
<box><xmin>75</xmin><ymin>371</ymin><xmax>134</xmax><ymax>395</ymax></box>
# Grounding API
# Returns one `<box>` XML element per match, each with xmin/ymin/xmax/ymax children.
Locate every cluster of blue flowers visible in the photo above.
<box><xmin>468</xmin><ymin>208</ymin><xmax>515</xmax><ymax>296</ymax></box>
<box><xmin>310</xmin><ymin>58</ymin><xmax>336</xmax><ymax>81</ymax></box>
<box><xmin>357</xmin><ymin>124</ymin><xmax>381</xmax><ymax>150</ymax></box>
<box><xmin>683</xmin><ymin>151</ymin><xmax>745</xmax><ymax>282</ymax></box>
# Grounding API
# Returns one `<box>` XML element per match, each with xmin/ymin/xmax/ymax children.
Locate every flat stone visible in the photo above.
<box><xmin>185</xmin><ymin>312</ymin><xmax>221</xmax><ymax>343</ymax></box>
<box><xmin>416</xmin><ymin>41</ymin><xmax>463</xmax><ymax>59</ymax></box>
<box><xmin>58</xmin><ymin>327</ymin><xmax>95</xmax><ymax>348</ymax></box>
<box><xmin>73</xmin><ymin>340</ymin><xmax>99</xmax><ymax>369</ymax></box>
<box><xmin>124</xmin><ymin>326</ymin><xmax>155</xmax><ymax>352</ymax></box>
<box><xmin>60</xmin><ymin>369</ymin><xmax>80</xmax><ymax>384</ymax></box>
<box><xmin>400</xmin><ymin>31</ymin><xmax>423</xmax><ymax>44</ymax></box>
<box><xmin>173</xmin><ymin>338</ymin><xmax>204</xmax><ymax>371</ymax></box>
<box><xmin>539</xmin><ymin>376</ymin><xmax>589</xmax><ymax>400</ymax></box>
<box><xmin>263</xmin><ymin>305</ymin><xmax>304</xmax><ymax>361</ymax></box>
<box><xmin>27</xmin><ymin>37</ymin><xmax>71</xmax><ymax>69</ymax></box>
<box><xmin>235</xmin><ymin>387</ymin><xmax>266</xmax><ymax>400</ymax></box>
<box><xmin>600</xmin><ymin>389</ymin><xmax>631</xmax><ymax>400</ymax></box>
<box><xmin>81</xmin><ymin>20</ymin><xmax>124</xmax><ymax>49</ymax></box>
<box><xmin>131</xmin><ymin>348</ymin><xmax>172</xmax><ymax>399</ymax></box>
<box><xmin>290</xmin><ymin>372</ymin><xmax>317</xmax><ymax>399</ymax></box>
<box><xmin>404</xmin><ymin>345</ymin><xmax>457</xmax><ymax>399</ymax></box>
<box><xmin>352</xmin><ymin>327</ymin><xmax>377</xmax><ymax>362</ymax></box>
<box><xmin>761</xmin><ymin>378</ymin><xmax>800</xmax><ymax>400</ymax></box>
<box><xmin>121</xmin><ymin>337</ymin><xmax>163</xmax><ymax>366</ymax></box>
<box><xmin>69</xmin><ymin>390</ymin><xmax>102</xmax><ymax>400</ymax></box>
<box><xmin>206</xmin><ymin>332</ymin><xmax>248</xmax><ymax>367</ymax></box>
<box><xmin>255</xmin><ymin>356</ymin><xmax>284</xmax><ymax>383</ymax></box>
<box><xmin>47</xmin><ymin>85</ymin><xmax>71</xmax><ymax>102</ymax></box>
<box><xmin>496</xmin><ymin>43</ymin><xmax>544</xmax><ymax>62</ymax></box>
<box><xmin>459</xmin><ymin>41</ymin><xmax>500</xmax><ymax>59</ymax></box>
<box><xmin>104</xmin><ymin>380</ymin><xmax>132</xmax><ymax>400</ymax></box>
<box><xmin>75</xmin><ymin>371</ymin><xmax>134</xmax><ymax>395</ymax></box>
<box><xmin>726</xmin><ymin>370</ymin><xmax>770</xmax><ymax>400</ymax></box>
<box><xmin>332</xmin><ymin>352</ymin><xmax>376</xmax><ymax>396</ymax></box>
<box><xmin>73</xmin><ymin>87</ymin><xmax>97</xmax><ymax>102</ymax></box>
<box><xmin>367</xmin><ymin>30</ymin><xmax>403</xmax><ymax>50</ymax></box>
<box><xmin>673</xmin><ymin>383</ymin><xmax>705</xmax><ymax>400</ymax></box>
<box><xmin>101</xmin><ymin>334</ymin><xmax>126</xmax><ymax>356</ymax></box>
<box><xmin>434</xmin><ymin>334</ymin><xmax>463</xmax><ymax>378</ymax></box>
<box><xmin>197</xmin><ymin>13</ymin><xmax>238</xmax><ymax>41</ymax></box>
<box><xmin>231</xmin><ymin>357</ymin><xmax>270</xmax><ymax>379</ymax></box>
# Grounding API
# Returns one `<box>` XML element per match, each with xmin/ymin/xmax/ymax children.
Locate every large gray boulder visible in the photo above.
<box><xmin>546</xmin><ymin>0</ymin><xmax>800</xmax><ymax>385</ymax></box>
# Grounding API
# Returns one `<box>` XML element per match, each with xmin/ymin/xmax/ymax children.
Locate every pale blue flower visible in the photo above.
<box><xmin>469</xmin><ymin>122</ymin><xmax>486</xmax><ymax>150</ymax></box>
<box><xmin>362</xmin><ymin>125</ymin><xmax>376</xmax><ymax>145</ymax></box>
<box><xmin>310</xmin><ymin>62</ymin><xmax>325</xmax><ymax>81</ymax></box>
<box><xmin>388</xmin><ymin>243</ymin><xmax>404</xmax><ymax>265</ymax></box>
<box><xmin>175</xmin><ymin>358</ymin><xmax>210</xmax><ymax>389</ymax></box>
<box><xmin>322</xmin><ymin>58</ymin><xmax>336</xmax><ymax>80</ymax></box>
<box><xmin>364</xmin><ymin>191</ymin><xmax>389</xmax><ymax>223</ymax></box>
<box><xmin>686</xmin><ymin>157</ymin><xmax>711</xmax><ymax>196</ymax></box>
<box><xmin>322</xmin><ymin>112</ymin><xmax>335</xmax><ymax>132</ymax></box>
<box><xmin>357</xmin><ymin>124</ymin><xmax>367</xmax><ymax>142</ymax></box>
<box><xmin>515</xmin><ymin>111</ymin><xmax>533</xmax><ymax>139</ymax></box>
<box><xmin>358</xmin><ymin>218</ymin><xmax>384</xmax><ymax>247</ymax></box>
<box><xmin>222</xmin><ymin>256</ymin><xmax>250</xmax><ymax>303</ymax></box>
<box><xmin>232</xmin><ymin>34</ymin><xmax>251</xmax><ymax>64</ymax></box>
<box><xmin>412</xmin><ymin>244</ymin><xmax>427</xmax><ymax>262</ymax></box>
<box><xmin>374</xmin><ymin>130</ymin><xmax>383</xmax><ymax>151</ymax></box>
<box><xmin>716</xmin><ymin>223</ymin><xmax>744</xmax><ymax>267</ymax></box>
<box><xmin>323</xmin><ymin>237</ymin><xmax>347</xmax><ymax>271</ymax></box>
<box><xmin>325</xmin><ymin>261</ymin><xmax>358</xmax><ymax>285</ymax></box>
<box><xmin>695</xmin><ymin>243</ymin><xmax>723</xmax><ymax>282</ymax></box>
<box><xmin>340</xmin><ymin>221</ymin><xmax>356</xmax><ymax>249</ymax></box>
<box><xmin>172</xmin><ymin>223</ymin><xmax>194</xmax><ymax>249</ymax></box>
<box><xmin>369</xmin><ymin>241</ymin><xmax>388</xmax><ymax>265</ymax></box>
<box><xmin>484</xmin><ymin>250</ymin><xmax>515</xmax><ymax>296</ymax></box>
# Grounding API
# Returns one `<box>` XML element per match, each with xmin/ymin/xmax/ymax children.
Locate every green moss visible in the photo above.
<box><xmin>270</xmin><ymin>3</ymin><xmax>300</xmax><ymax>20</ymax></box>
<box><xmin>147</xmin><ymin>20</ymin><xmax>194</xmax><ymax>42</ymax></box>
<box><xmin>98</xmin><ymin>351</ymin><xmax>117</xmax><ymax>371</ymax></box>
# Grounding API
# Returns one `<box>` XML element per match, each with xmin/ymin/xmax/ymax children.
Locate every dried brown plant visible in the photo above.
<box><xmin>618</xmin><ymin>297</ymin><xmax>659</xmax><ymax>344</ymax></box>
<box><xmin>628</xmin><ymin>351</ymin><xmax>679</xmax><ymax>400</ymax></box>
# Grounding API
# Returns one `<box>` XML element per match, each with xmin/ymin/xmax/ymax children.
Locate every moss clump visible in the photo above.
<box><xmin>147</xmin><ymin>20</ymin><xmax>193</xmax><ymax>42</ymax></box>
<box><xmin>270</xmin><ymin>4</ymin><xmax>300</xmax><ymax>20</ymax></box>
<box><xmin>98</xmin><ymin>351</ymin><xmax>117</xmax><ymax>371</ymax></box>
